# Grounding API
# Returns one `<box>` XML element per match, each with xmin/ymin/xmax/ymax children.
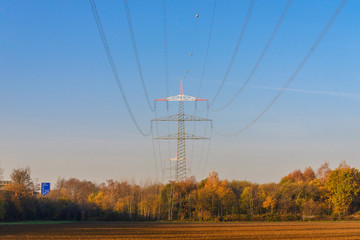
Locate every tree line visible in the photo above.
<box><xmin>1</xmin><ymin>161</ymin><xmax>360</xmax><ymax>222</ymax></box>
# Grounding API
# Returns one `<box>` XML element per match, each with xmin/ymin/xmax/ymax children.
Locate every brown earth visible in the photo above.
<box><xmin>1</xmin><ymin>221</ymin><xmax>360</xmax><ymax>239</ymax></box>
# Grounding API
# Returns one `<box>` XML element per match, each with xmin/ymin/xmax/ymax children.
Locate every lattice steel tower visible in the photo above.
<box><xmin>152</xmin><ymin>79</ymin><xmax>211</xmax><ymax>181</ymax></box>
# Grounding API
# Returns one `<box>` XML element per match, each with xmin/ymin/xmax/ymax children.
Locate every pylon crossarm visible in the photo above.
<box><xmin>152</xmin><ymin>114</ymin><xmax>211</xmax><ymax>122</ymax></box>
<box><xmin>155</xmin><ymin>94</ymin><xmax>208</xmax><ymax>102</ymax></box>
<box><xmin>154</xmin><ymin>133</ymin><xmax>209</xmax><ymax>140</ymax></box>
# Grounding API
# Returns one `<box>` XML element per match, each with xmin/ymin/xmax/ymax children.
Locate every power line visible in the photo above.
<box><xmin>189</xmin><ymin>105</ymin><xmax>197</xmax><ymax>171</ymax></box>
<box><xmin>123</xmin><ymin>0</ymin><xmax>155</xmax><ymax>111</ymax></box>
<box><xmin>191</xmin><ymin>0</ymin><xmax>216</xmax><ymax>166</ymax></box>
<box><xmin>188</xmin><ymin>0</ymin><xmax>214</xmax><ymax>175</ymax></box>
<box><xmin>162</xmin><ymin>0</ymin><xmax>172</xmax><ymax>159</ymax></box>
<box><xmin>215</xmin><ymin>0</ymin><xmax>347</xmax><ymax>137</ymax></box>
<box><xmin>194</xmin><ymin>107</ymin><xmax>212</xmax><ymax>175</ymax></box>
<box><xmin>183</xmin><ymin>0</ymin><xmax>201</xmax><ymax>80</ymax></box>
<box><xmin>212</xmin><ymin>0</ymin><xmax>292</xmax><ymax>112</ymax></box>
<box><xmin>163</xmin><ymin>0</ymin><xmax>169</xmax><ymax>97</ymax></box>
<box><xmin>202</xmin><ymin>125</ymin><xmax>213</xmax><ymax>177</ymax></box>
<box><xmin>154</xmin><ymin>104</ymin><xmax>165</xmax><ymax>177</ymax></box>
<box><xmin>185</xmin><ymin>0</ymin><xmax>201</xmax><ymax>169</ymax></box>
<box><xmin>207</xmin><ymin>0</ymin><xmax>256</xmax><ymax>109</ymax></box>
<box><xmin>89</xmin><ymin>0</ymin><xmax>151</xmax><ymax>136</ymax></box>
<box><xmin>197</xmin><ymin>0</ymin><xmax>217</xmax><ymax>97</ymax></box>
<box><xmin>151</xmin><ymin>107</ymin><xmax>166</xmax><ymax>180</ymax></box>
<box><xmin>150</xmin><ymin>124</ymin><xmax>160</xmax><ymax>179</ymax></box>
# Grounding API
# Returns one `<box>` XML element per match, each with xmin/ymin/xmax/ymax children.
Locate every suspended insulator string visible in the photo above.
<box><xmin>197</xmin><ymin>0</ymin><xmax>217</xmax><ymax>97</ymax></box>
<box><xmin>212</xmin><ymin>0</ymin><xmax>292</xmax><ymax>112</ymax></box>
<box><xmin>214</xmin><ymin>0</ymin><xmax>347</xmax><ymax>137</ymax></box>
<box><xmin>183</xmin><ymin>0</ymin><xmax>201</xmax><ymax>80</ymax></box>
<box><xmin>208</xmin><ymin>0</ymin><xmax>256</xmax><ymax>108</ymax></box>
<box><xmin>89</xmin><ymin>0</ymin><xmax>151</xmax><ymax>136</ymax></box>
<box><xmin>123</xmin><ymin>0</ymin><xmax>155</xmax><ymax>111</ymax></box>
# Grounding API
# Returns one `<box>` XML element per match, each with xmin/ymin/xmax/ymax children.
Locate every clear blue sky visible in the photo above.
<box><xmin>0</xmin><ymin>0</ymin><xmax>359</xmax><ymax>185</ymax></box>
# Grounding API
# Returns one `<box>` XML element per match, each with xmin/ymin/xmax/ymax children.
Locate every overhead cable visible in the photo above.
<box><xmin>197</xmin><ymin>0</ymin><xmax>217</xmax><ymax>97</ymax></box>
<box><xmin>215</xmin><ymin>0</ymin><xmax>347</xmax><ymax>137</ymax></box>
<box><xmin>123</xmin><ymin>0</ymin><xmax>155</xmax><ymax>111</ymax></box>
<box><xmin>163</xmin><ymin>0</ymin><xmax>169</xmax><ymax>97</ymax></box>
<box><xmin>163</xmin><ymin>0</ymin><xmax>172</xmax><ymax>158</ymax></box>
<box><xmin>150</xmin><ymin>125</ymin><xmax>160</xmax><ymax>179</ymax></box>
<box><xmin>207</xmin><ymin>0</ymin><xmax>256</xmax><ymax>108</ymax></box>
<box><xmin>212</xmin><ymin>0</ymin><xmax>292</xmax><ymax>112</ymax></box>
<box><xmin>89</xmin><ymin>0</ymin><xmax>151</xmax><ymax>136</ymax></box>
<box><xmin>183</xmin><ymin>0</ymin><xmax>201</xmax><ymax>80</ymax></box>
<box><xmin>194</xmin><ymin>107</ymin><xmax>212</xmax><ymax>175</ymax></box>
<box><xmin>151</xmin><ymin>108</ymin><xmax>165</xmax><ymax>179</ymax></box>
<box><xmin>202</xmin><ymin>124</ymin><xmax>213</xmax><ymax>177</ymax></box>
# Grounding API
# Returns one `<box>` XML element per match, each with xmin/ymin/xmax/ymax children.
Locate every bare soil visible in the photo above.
<box><xmin>1</xmin><ymin>221</ymin><xmax>360</xmax><ymax>239</ymax></box>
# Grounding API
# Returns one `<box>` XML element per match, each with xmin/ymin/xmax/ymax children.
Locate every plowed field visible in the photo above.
<box><xmin>1</xmin><ymin>221</ymin><xmax>360</xmax><ymax>239</ymax></box>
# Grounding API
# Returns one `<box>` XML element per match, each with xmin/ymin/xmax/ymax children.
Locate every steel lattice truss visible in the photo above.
<box><xmin>153</xmin><ymin>133</ymin><xmax>209</xmax><ymax>140</ymax></box>
<box><xmin>152</xmin><ymin>114</ymin><xmax>212</xmax><ymax>124</ymax></box>
<box><xmin>152</xmin><ymin>79</ymin><xmax>211</xmax><ymax>181</ymax></box>
<box><xmin>155</xmin><ymin>94</ymin><xmax>207</xmax><ymax>102</ymax></box>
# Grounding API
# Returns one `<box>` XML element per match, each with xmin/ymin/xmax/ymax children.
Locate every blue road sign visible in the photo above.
<box><xmin>41</xmin><ymin>182</ymin><xmax>50</xmax><ymax>196</ymax></box>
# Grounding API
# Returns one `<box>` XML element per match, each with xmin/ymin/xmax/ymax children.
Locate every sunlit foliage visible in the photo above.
<box><xmin>1</xmin><ymin>162</ymin><xmax>360</xmax><ymax>222</ymax></box>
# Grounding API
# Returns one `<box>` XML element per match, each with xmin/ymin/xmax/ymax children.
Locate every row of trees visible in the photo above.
<box><xmin>1</xmin><ymin>162</ymin><xmax>360</xmax><ymax>222</ymax></box>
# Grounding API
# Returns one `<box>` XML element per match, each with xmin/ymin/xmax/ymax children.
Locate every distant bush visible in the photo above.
<box><xmin>222</xmin><ymin>214</ymin><xmax>241</xmax><ymax>221</ymax></box>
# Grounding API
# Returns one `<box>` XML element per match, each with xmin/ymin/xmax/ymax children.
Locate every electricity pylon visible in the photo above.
<box><xmin>152</xmin><ymin>79</ymin><xmax>212</xmax><ymax>181</ymax></box>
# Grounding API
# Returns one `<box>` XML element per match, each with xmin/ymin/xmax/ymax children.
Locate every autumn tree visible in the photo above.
<box><xmin>0</xmin><ymin>166</ymin><xmax>4</xmax><ymax>220</ymax></box>
<box><xmin>303</xmin><ymin>167</ymin><xmax>316</xmax><ymax>182</ymax></box>
<box><xmin>3</xmin><ymin>162</ymin><xmax>360</xmax><ymax>222</ymax></box>
<box><xmin>4</xmin><ymin>167</ymin><xmax>38</xmax><ymax>220</ymax></box>
<box><xmin>325</xmin><ymin>164</ymin><xmax>360</xmax><ymax>216</ymax></box>
<box><xmin>217</xmin><ymin>179</ymin><xmax>237</xmax><ymax>217</ymax></box>
<box><xmin>168</xmin><ymin>177</ymin><xmax>197</xmax><ymax>220</ymax></box>
<box><xmin>53</xmin><ymin>178</ymin><xmax>98</xmax><ymax>220</ymax></box>
<box><xmin>137</xmin><ymin>181</ymin><xmax>162</xmax><ymax>220</ymax></box>
<box><xmin>0</xmin><ymin>166</ymin><xmax>3</xmax><ymax>181</ymax></box>
<box><xmin>0</xmin><ymin>193</ymin><xmax>5</xmax><ymax>221</ymax></box>
<box><xmin>196</xmin><ymin>172</ymin><xmax>221</xmax><ymax>219</ymax></box>
<box><xmin>260</xmin><ymin>183</ymin><xmax>278</xmax><ymax>214</ymax></box>
<box><xmin>195</xmin><ymin>172</ymin><xmax>236</xmax><ymax>220</ymax></box>
<box><xmin>239</xmin><ymin>184</ymin><xmax>264</xmax><ymax>216</ymax></box>
<box><xmin>281</xmin><ymin>167</ymin><xmax>316</xmax><ymax>184</ymax></box>
<box><xmin>316</xmin><ymin>162</ymin><xmax>332</xmax><ymax>184</ymax></box>
<box><xmin>160</xmin><ymin>181</ymin><xmax>175</xmax><ymax>220</ymax></box>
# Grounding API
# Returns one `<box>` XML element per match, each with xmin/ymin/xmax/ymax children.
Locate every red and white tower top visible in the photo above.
<box><xmin>155</xmin><ymin>79</ymin><xmax>208</xmax><ymax>102</ymax></box>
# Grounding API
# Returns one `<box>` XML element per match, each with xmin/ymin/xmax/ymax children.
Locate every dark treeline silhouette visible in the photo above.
<box><xmin>1</xmin><ymin>161</ymin><xmax>360</xmax><ymax>222</ymax></box>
